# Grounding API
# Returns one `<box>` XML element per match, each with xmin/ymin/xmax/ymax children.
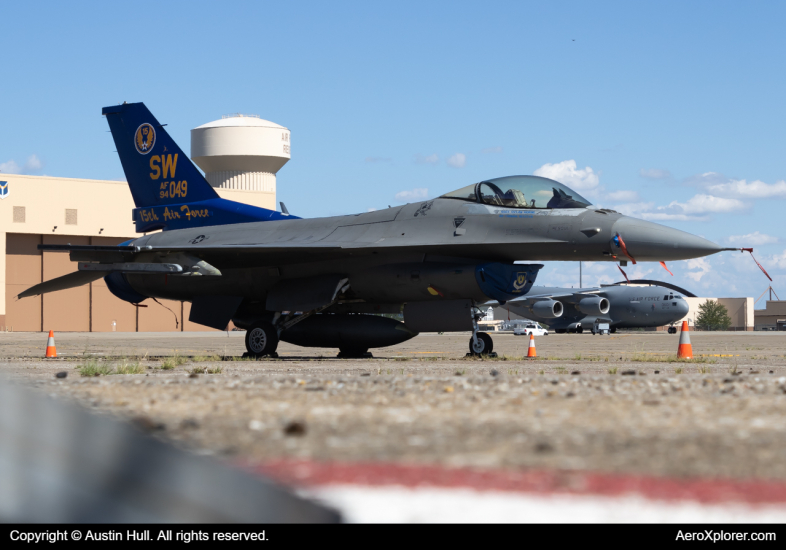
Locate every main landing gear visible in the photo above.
<box><xmin>245</xmin><ymin>321</ymin><xmax>279</xmax><ymax>358</ymax></box>
<box><xmin>668</xmin><ymin>326</ymin><xmax>677</xmax><ymax>334</ymax></box>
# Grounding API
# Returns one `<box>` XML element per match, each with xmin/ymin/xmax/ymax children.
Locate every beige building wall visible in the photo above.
<box><xmin>754</xmin><ymin>301</ymin><xmax>786</xmax><ymax>328</ymax></box>
<box><xmin>0</xmin><ymin>173</ymin><xmax>274</xmax><ymax>331</ymax></box>
<box><xmin>676</xmin><ymin>297</ymin><xmax>753</xmax><ymax>330</ymax></box>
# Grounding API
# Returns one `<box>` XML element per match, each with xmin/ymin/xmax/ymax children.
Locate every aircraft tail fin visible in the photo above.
<box><xmin>102</xmin><ymin>102</ymin><xmax>295</xmax><ymax>232</ymax></box>
<box><xmin>102</xmin><ymin>102</ymin><xmax>218</xmax><ymax>207</ymax></box>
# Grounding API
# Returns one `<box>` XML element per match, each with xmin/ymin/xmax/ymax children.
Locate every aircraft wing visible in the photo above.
<box><xmin>503</xmin><ymin>289</ymin><xmax>602</xmax><ymax>307</ymax></box>
<box><xmin>38</xmin><ymin>240</ymin><xmax>565</xmax><ymax>270</ymax></box>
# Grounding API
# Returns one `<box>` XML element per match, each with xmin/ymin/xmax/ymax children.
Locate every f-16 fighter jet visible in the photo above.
<box><xmin>19</xmin><ymin>103</ymin><xmax>736</xmax><ymax>357</ymax></box>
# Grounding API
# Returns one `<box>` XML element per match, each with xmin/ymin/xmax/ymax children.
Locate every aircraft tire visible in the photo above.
<box><xmin>576</xmin><ymin>327</ymin><xmax>584</xmax><ymax>334</ymax></box>
<box><xmin>555</xmin><ymin>329</ymin><xmax>567</xmax><ymax>334</ymax></box>
<box><xmin>245</xmin><ymin>322</ymin><xmax>279</xmax><ymax>357</ymax></box>
<box><xmin>469</xmin><ymin>332</ymin><xmax>493</xmax><ymax>355</ymax></box>
<box><xmin>610</xmin><ymin>327</ymin><xmax>616</xmax><ymax>334</ymax></box>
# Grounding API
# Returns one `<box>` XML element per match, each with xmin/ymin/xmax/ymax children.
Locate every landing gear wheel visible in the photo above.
<box><xmin>576</xmin><ymin>327</ymin><xmax>584</xmax><ymax>334</ymax></box>
<box><xmin>555</xmin><ymin>329</ymin><xmax>567</xmax><ymax>334</ymax></box>
<box><xmin>469</xmin><ymin>332</ymin><xmax>494</xmax><ymax>355</ymax></box>
<box><xmin>245</xmin><ymin>322</ymin><xmax>279</xmax><ymax>357</ymax></box>
<box><xmin>668</xmin><ymin>326</ymin><xmax>677</xmax><ymax>334</ymax></box>
<box><xmin>610</xmin><ymin>327</ymin><xmax>617</xmax><ymax>334</ymax></box>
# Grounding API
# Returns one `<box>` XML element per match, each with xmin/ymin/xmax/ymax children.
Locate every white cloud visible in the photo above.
<box><xmin>414</xmin><ymin>154</ymin><xmax>439</xmax><ymax>165</ymax></box>
<box><xmin>446</xmin><ymin>153</ymin><xmax>466</xmax><ymax>168</ymax></box>
<box><xmin>611</xmin><ymin>193</ymin><xmax>743</xmax><ymax>222</ymax></box>
<box><xmin>685</xmin><ymin>258</ymin><xmax>711</xmax><ymax>282</ymax></box>
<box><xmin>534</xmin><ymin>160</ymin><xmax>600</xmax><ymax>194</ymax></box>
<box><xmin>664</xmin><ymin>194</ymin><xmax>746</xmax><ymax>215</ymax></box>
<box><xmin>704</xmin><ymin>179</ymin><xmax>786</xmax><ymax>199</ymax></box>
<box><xmin>727</xmin><ymin>232</ymin><xmax>778</xmax><ymax>246</ymax></box>
<box><xmin>606</xmin><ymin>190</ymin><xmax>640</xmax><ymax>202</ymax></box>
<box><xmin>0</xmin><ymin>160</ymin><xmax>21</xmax><ymax>174</ymax></box>
<box><xmin>481</xmin><ymin>146</ymin><xmax>503</xmax><ymax>154</ymax></box>
<box><xmin>767</xmin><ymin>250</ymin><xmax>786</xmax><ymax>269</ymax></box>
<box><xmin>639</xmin><ymin>168</ymin><xmax>671</xmax><ymax>180</ymax></box>
<box><xmin>686</xmin><ymin>171</ymin><xmax>786</xmax><ymax>199</ymax></box>
<box><xmin>395</xmin><ymin>188</ymin><xmax>429</xmax><ymax>202</ymax></box>
<box><xmin>630</xmin><ymin>266</ymin><xmax>655</xmax><ymax>279</ymax></box>
<box><xmin>24</xmin><ymin>155</ymin><xmax>42</xmax><ymax>172</ymax></box>
<box><xmin>0</xmin><ymin>155</ymin><xmax>43</xmax><ymax>175</ymax></box>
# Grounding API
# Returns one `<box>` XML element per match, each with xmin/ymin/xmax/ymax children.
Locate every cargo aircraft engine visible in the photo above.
<box><xmin>577</xmin><ymin>297</ymin><xmax>611</xmax><ymax>316</ymax></box>
<box><xmin>529</xmin><ymin>300</ymin><xmax>564</xmax><ymax>319</ymax></box>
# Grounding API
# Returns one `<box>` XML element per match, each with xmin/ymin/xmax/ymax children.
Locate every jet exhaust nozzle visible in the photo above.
<box><xmin>577</xmin><ymin>297</ymin><xmax>610</xmax><ymax>316</ymax></box>
<box><xmin>530</xmin><ymin>300</ymin><xmax>563</xmax><ymax>319</ymax></box>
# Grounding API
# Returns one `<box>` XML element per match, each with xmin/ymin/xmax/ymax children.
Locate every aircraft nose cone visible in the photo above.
<box><xmin>677</xmin><ymin>299</ymin><xmax>690</xmax><ymax>316</ymax></box>
<box><xmin>611</xmin><ymin>217</ymin><xmax>723</xmax><ymax>261</ymax></box>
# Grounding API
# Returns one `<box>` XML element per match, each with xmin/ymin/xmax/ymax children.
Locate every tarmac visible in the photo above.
<box><xmin>4</xmin><ymin>329</ymin><xmax>786</xmax><ymax>521</ymax></box>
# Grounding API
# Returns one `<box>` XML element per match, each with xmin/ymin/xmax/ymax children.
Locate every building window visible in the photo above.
<box><xmin>65</xmin><ymin>209</ymin><xmax>77</xmax><ymax>225</ymax></box>
<box><xmin>13</xmin><ymin>206</ymin><xmax>25</xmax><ymax>223</ymax></box>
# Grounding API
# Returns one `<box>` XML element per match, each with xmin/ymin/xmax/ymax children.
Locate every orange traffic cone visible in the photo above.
<box><xmin>527</xmin><ymin>332</ymin><xmax>537</xmax><ymax>358</ymax></box>
<box><xmin>677</xmin><ymin>321</ymin><xmax>692</xmax><ymax>359</ymax></box>
<box><xmin>45</xmin><ymin>330</ymin><xmax>57</xmax><ymax>358</ymax></box>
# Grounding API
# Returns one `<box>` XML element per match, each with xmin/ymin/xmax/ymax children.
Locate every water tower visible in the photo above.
<box><xmin>190</xmin><ymin>114</ymin><xmax>290</xmax><ymax>194</ymax></box>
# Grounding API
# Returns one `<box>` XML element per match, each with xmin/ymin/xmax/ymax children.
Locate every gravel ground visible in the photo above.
<box><xmin>4</xmin><ymin>330</ymin><xmax>786</xmax><ymax>481</ymax></box>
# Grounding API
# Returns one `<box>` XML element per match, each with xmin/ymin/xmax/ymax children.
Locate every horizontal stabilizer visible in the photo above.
<box><xmin>18</xmin><ymin>271</ymin><xmax>104</xmax><ymax>299</ymax></box>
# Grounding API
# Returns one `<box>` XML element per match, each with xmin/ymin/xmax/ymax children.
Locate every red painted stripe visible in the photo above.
<box><xmin>245</xmin><ymin>460</ymin><xmax>786</xmax><ymax>506</ymax></box>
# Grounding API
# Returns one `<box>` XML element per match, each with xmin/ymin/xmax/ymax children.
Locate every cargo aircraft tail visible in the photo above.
<box><xmin>102</xmin><ymin>102</ymin><xmax>294</xmax><ymax>232</ymax></box>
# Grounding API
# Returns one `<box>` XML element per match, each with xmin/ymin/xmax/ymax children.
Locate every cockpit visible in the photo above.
<box><xmin>440</xmin><ymin>175</ymin><xmax>592</xmax><ymax>210</ymax></box>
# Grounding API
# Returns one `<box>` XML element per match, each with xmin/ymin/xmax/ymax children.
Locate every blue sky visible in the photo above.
<box><xmin>1</xmin><ymin>1</ymin><xmax>784</xmax><ymax>302</ymax></box>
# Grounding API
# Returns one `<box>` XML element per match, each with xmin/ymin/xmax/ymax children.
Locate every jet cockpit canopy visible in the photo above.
<box><xmin>440</xmin><ymin>175</ymin><xmax>592</xmax><ymax>209</ymax></box>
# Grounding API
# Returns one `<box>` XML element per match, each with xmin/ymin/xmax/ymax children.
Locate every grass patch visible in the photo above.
<box><xmin>698</xmin><ymin>365</ymin><xmax>711</xmax><ymax>374</ymax></box>
<box><xmin>161</xmin><ymin>353</ymin><xmax>190</xmax><ymax>370</ymax></box>
<box><xmin>207</xmin><ymin>366</ymin><xmax>223</xmax><ymax>374</ymax></box>
<box><xmin>674</xmin><ymin>367</ymin><xmax>683</xmax><ymax>374</ymax></box>
<box><xmin>77</xmin><ymin>359</ymin><xmax>113</xmax><ymax>377</ymax></box>
<box><xmin>608</xmin><ymin>367</ymin><xmax>618</xmax><ymax>374</ymax></box>
<box><xmin>393</xmin><ymin>357</ymin><xmax>410</xmax><ymax>362</ymax></box>
<box><xmin>115</xmin><ymin>360</ymin><xmax>144</xmax><ymax>375</ymax></box>
<box><xmin>189</xmin><ymin>367</ymin><xmax>207</xmax><ymax>375</ymax></box>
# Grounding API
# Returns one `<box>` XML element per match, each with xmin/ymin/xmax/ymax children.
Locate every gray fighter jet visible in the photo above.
<box><xmin>19</xmin><ymin>103</ymin><xmax>736</xmax><ymax>357</ymax></box>
<box><xmin>498</xmin><ymin>280</ymin><xmax>694</xmax><ymax>334</ymax></box>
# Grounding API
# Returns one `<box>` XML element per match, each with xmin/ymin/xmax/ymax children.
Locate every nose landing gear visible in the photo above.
<box><xmin>468</xmin><ymin>307</ymin><xmax>496</xmax><ymax>357</ymax></box>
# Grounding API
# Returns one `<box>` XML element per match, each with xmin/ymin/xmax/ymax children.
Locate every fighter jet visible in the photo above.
<box><xmin>497</xmin><ymin>280</ymin><xmax>694</xmax><ymax>334</ymax></box>
<box><xmin>18</xmin><ymin>103</ymin><xmax>736</xmax><ymax>357</ymax></box>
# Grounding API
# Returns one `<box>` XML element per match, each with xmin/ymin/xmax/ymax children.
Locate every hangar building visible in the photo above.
<box><xmin>0</xmin><ymin>114</ymin><xmax>289</xmax><ymax>332</ymax></box>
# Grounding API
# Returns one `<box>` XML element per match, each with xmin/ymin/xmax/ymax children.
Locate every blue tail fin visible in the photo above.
<box><xmin>102</xmin><ymin>102</ymin><xmax>295</xmax><ymax>232</ymax></box>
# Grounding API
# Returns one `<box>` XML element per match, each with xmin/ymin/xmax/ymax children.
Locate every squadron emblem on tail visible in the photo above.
<box><xmin>134</xmin><ymin>123</ymin><xmax>156</xmax><ymax>154</ymax></box>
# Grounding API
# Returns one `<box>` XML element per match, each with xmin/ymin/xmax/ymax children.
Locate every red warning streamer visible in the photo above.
<box><xmin>617</xmin><ymin>265</ymin><xmax>630</xmax><ymax>283</ymax></box>
<box><xmin>660</xmin><ymin>261</ymin><xmax>674</xmax><ymax>276</ymax></box>
<box><xmin>616</xmin><ymin>233</ymin><xmax>637</xmax><ymax>265</ymax></box>
<box><xmin>741</xmin><ymin>248</ymin><xmax>773</xmax><ymax>282</ymax></box>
